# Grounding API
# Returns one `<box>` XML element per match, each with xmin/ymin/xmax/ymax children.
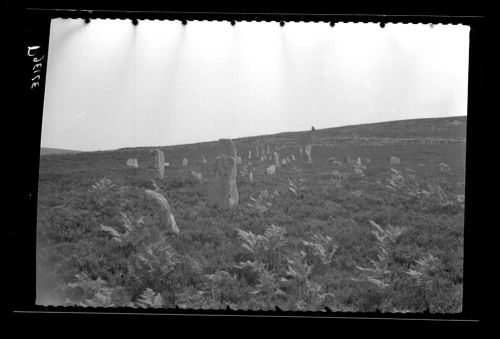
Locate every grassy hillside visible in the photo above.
<box><xmin>40</xmin><ymin>147</ymin><xmax>83</xmax><ymax>156</ymax></box>
<box><xmin>36</xmin><ymin>116</ymin><xmax>466</xmax><ymax>312</ymax></box>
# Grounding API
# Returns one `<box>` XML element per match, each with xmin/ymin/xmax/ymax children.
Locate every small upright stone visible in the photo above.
<box><xmin>249</xmin><ymin>171</ymin><xmax>254</xmax><ymax>182</ymax></box>
<box><xmin>190</xmin><ymin>170</ymin><xmax>203</xmax><ymax>181</ymax></box>
<box><xmin>299</xmin><ymin>146</ymin><xmax>303</xmax><ymax>156</ymax></box>
<box><xmin>182</xmin><ymin>157</ymin><xmax>188</xmax><ymax>166</ymax></box>
<box><xmin>304</xmin><ymin>145</ymin><xmax>312</xmax><ymax>163</ymax></box>
<box><xmin>273</xmin><ymin>152</ymin><xmax>281</xmax><ymax>168</ymax></box>
<box><xmin>281</xmin><ymin>158</ymin><xmax>287</xmax><ymax>166</ymax></box>
<box><xmin>126</xmin><ymin>158</ymin><xmax>139</xmax><ymax>168</ymax></box>
<box><xmin>356</xmin><ymin>157</ymin><xmax>362</xmax><ymax>166</ymax></box>
<box><xmin>267</xmin><ymin>165</ymin><xmax>276</xmax><ymax>175</ymax></box>
<box><xmin>390</xmin><ymin>156</ymin><xmax>400</xmax><ymax>165</ymax></box>
<box><xmin>144</xmin><ymin>189</ymin><xmax>179</xmax><ymax>234</ymax></box>
<box><xmin>237</xmin><ymin>156</ymin><xmax>242</xmax><ymax>165</ymax></box>
<box><xmin>248</xmin><ymin>150</ymin><xmax>252</xmax><ymax>160</ymax></box>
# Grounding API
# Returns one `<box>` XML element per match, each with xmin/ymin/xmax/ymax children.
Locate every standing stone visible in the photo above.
<box><xmin>281</xmin><ymin>158</ymin><xmax>287</xmax><ymax>166</ymax></box>
<box><xmin>256</xmin><ymin>147</ymin><xmax>260</xmax><ymax>157</ymax></box>
<box><xmin>249</xmin><ymin>171</ymin><xmax>253</xmax><ymax>182</ymax></box>
<box><xmin>190</xmin><ymin>170</ymin><xmax>203</xmax><ymax>181</ymax></box>
<box><xmin>356</xmin><ymin>157</ymin><xmax>362</xmax><ymax>166</ymax></box>
<box><xmin>390</xmin><ymin>156</ymin><xmax>400</xmax><ymax>165</ymax></box>
<box><xmin>182</xmin><ymin>157</ymin><xmax>188</xmax><ymax>166</ymax></box>
<box><xmin>208</xmin><ymin>155</ymin><xmax>239</xmax><ymax>209</ymax></box>
<box><xmin>144</xmin><ymin>190</ymin><xmax>179</xmax><ymax>234</ymax></box>
<box><xmin>237</xmin><ymin>156</ymin><xmax>242</xmax><ymax>165</ymax></box>
<box><xmin>273</xmin><ymin>152</ymin><xmax>281</xmax><ymax>168</ymax></box>
<box><xmin>248</xmin><ymin>150</ymin><xmax>252</xmax><ymax>160</ymax></box>
<box><xmin>126</xmin><ymin>158</ymin><xmax>139</xmax><ymax>168</ymax></box>
<box><xmin>201</xmin><ymin>155</ymin><xmax>208</xmax><ymax>163</ymax></box>
<box><xmin>299</xmin><ymin>147</ymin><xmax>303</xmax><ymax>156</ymax></box>
<box><xmin>266</xmin><ymin>165</ymin><xmax>276</xmax><ymax>175</ymax></box>
<box><xmin>219</xmin><ymin>138</ymin><xmax>237</xmax><ymax>158</ymax></box>
<box><xmin>304</xmin><ymin>145</ymin><xmax>312</xmax><ymax>163</ymax></box>
<box><xmin>153</xmin><ymin>149</ymin><xmax>165</xmax><ymax>179</ymax></box>
<box><xmin>291</xmin><ymin>154</ymin><xmax>296</xmax><ymax>161</ymax></box>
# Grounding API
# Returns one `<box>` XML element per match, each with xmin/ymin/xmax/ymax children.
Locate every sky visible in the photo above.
<box><xmin>41</xmin><ymin>19</ymin><xmax>470</xmax><ymax>151</ymax></box>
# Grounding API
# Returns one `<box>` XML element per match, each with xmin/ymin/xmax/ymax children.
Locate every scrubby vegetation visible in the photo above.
<box><xmin>36</xmin><ymin>117</ymin><xmax>466</xmax><ymax>312</ymax></box>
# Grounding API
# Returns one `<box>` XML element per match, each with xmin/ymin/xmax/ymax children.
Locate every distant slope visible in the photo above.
<box><xmin>119</xmin><ymin>116</ymin><xmax>466</xmax><ymax>152</ymax></box>
<box><xmin>40</xmin><ymin>147</ymin><xmax>83</xmax><ymax>156</ymax></box>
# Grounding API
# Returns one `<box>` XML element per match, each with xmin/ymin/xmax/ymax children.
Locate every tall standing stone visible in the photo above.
<box><xmin>153</xmin><ymin>149</ymin><xmax>165</xmax><ymax>179</ymax></box>
<box><xmin>304</xmin><ymin>145</ymin><xmax>312</xmax><ymax>163</ymax></box>
<box><xmin>273</xmin><ymin>152</ymin><xmax>281</xmax><ymax>168</ymax></box>
<box><xmin>249</xmin><ymin>171</ymin><xmax>253</xmax><ymax>182</ymax></box>
<box><xmin>208</xmin><ymin>139</ymin><xmax>239</xmax><ymax>209</ymax></box>
<box><xmin>248</xmin><ymin>150</ymin><xmax>252</xmax><ymax>160</ymax></box>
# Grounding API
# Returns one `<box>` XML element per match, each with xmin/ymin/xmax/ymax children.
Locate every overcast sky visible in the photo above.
<box><xmin>41</xmin><ymin>19</ymin><xmax>470</xmax><ymax>151</ymax></box>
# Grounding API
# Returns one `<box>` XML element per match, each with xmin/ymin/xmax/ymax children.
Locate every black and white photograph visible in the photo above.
<box><xmin>35</xmin><ymin>17</ymin><xmax>470</xmax><ymax>313</ymax></box>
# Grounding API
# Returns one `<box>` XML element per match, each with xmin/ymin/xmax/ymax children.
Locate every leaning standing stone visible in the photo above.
<box><xmin>201</xmin><ymin>155</ymin><xmax>208</xmax><ymax>163</ymax></box>
<box><xmin>208</xmin><ymin>155</ymin><xmax>239</xmax><ymax>209</ymax></box>
<box><xmin>291</xmin><ymin>154</ymin><xmax>296</xmax><ymax>161</ymax></box>
<box><xmin>144</xmin><ymin>189</ymin><xmax>179</xmax><ymax>234</ymax></box>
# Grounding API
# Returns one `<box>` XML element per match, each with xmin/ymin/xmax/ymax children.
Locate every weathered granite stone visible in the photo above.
<box><xmin>144</xmin><ymin>189</ymin><xmax>179</xmax><ymax>234</ymax></box>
